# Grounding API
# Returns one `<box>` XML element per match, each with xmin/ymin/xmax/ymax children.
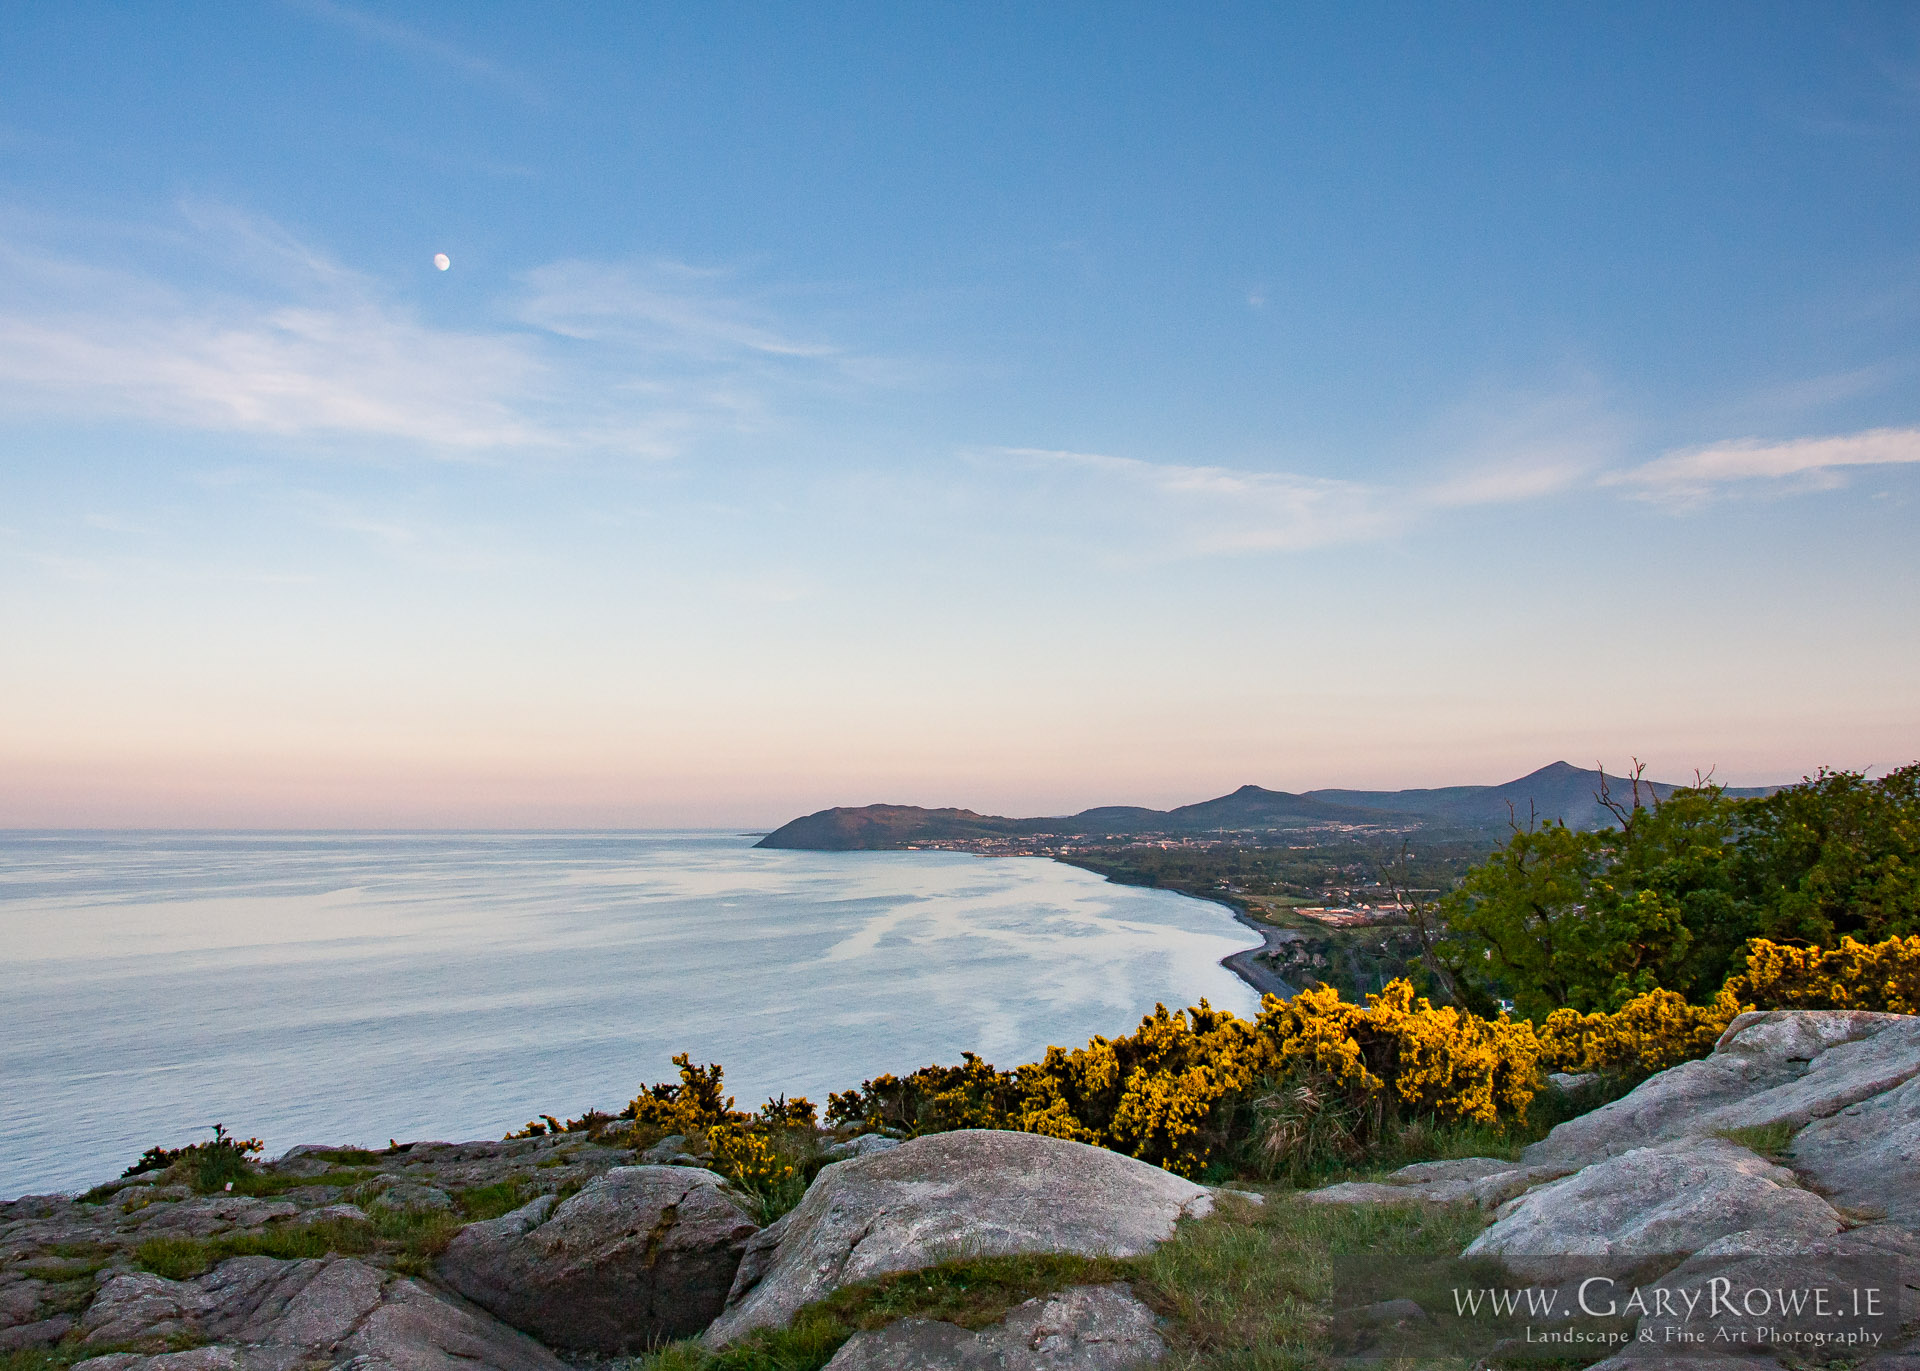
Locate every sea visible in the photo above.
<box><xmin>0</xmin><ymin>831</ymin><xmax>1260</xmax><ymax>1198</ymax></box>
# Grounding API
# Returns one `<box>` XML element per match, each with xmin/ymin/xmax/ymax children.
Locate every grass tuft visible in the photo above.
<box><xmin>1714</xmin><ymin>1120</ymin><xmax>1798</xmax><ymax>1157</ymax></box>
<box><xmin>454</xmin><ymin>1179</ymin><xmax>534</xmax><ymax>1221</ymax></box>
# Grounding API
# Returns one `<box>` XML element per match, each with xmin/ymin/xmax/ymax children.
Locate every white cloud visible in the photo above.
<box><xmin>1606</xmin><ymin>426</ymin><xmax>1920</xmax><ymax>502</ymax></box>
<box><xmin>0</xmin><ymin>209</ymin><xmax>872</xmax><ymax>460</ymax></box>
<box><xmin>0</xmin><ymin>255</ymin><xmax>550</xmax><ymax>450</ymax></box>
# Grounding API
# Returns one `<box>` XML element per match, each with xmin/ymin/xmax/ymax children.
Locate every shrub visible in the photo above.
<box><xmin>121</xmin><ymin>1124</ymin><xmax>264</xmax><ymax>1193</ymax></box>
<box><xmin>1537</xmin><ymin>985</ymin><xmax>1743</xmax><ymax>1076</ymax></box>
<box><xmin>1735</xmin><ymin>933</ymin><xmax>1920</xmax><ymax>1013</ymax></box>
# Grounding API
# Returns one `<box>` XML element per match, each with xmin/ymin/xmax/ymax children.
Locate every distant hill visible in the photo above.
<box><xmin>755</xmin><ymin>762</ymin><xmax>1782</xmax><ymax>850</ymax></box>
<box><xmin>1305</xmin><ymin>760</ymin><xmax>1778</xmax><ymax>832</ymax></box>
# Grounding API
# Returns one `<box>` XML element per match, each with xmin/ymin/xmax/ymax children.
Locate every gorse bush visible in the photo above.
<box><xmin>1736</xmin><ymin>933</ymin><xmax>1920</xmax><ymax>1013</ymax></box>
<box><xmin>1535</xmin><ymin>985</ymin><xmax>1744</xmax><ymax>1076</ymax></box>
<box><xmin>656</xmin><ymin>933</ymin><xmax>1920</xmax><ymax>1181</ymax></box>
<box><xmin>120</xmin><ymin>1124</ymin><xmax>264</xmax><ymax>1193</ymax></box>
<box><xmin>822</xmin><ymin>984</ymin><xmax>1543</xmax><ymax>1177</ymax></box>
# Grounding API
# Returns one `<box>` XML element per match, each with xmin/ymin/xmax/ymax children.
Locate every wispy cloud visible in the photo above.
<box><xmin>521</xmin><ymin>261</ymin><xmax>838</xmax><ymax>362</ymax></box>
<box><xmin>283</xmin><ymin>0</ymin><xmax>537</xmax><ymax>101</ymax></box>
<box><xmin>1606</xmin><ymin>426</ymin><xmax>1920</xmax><ymax>503</ymax></box>
<box><xmin>997</xmin><ymin>448</ymin><xmax>1400</xmax><ymax>557</ymax></box>
<box><xmin>0</xmin><ymin>237</ymin><xmax>550</xmax><ymax>450</ymax></box>
<box><xmin>0</xmin><ymin>207</ymin><xmax>875</xmax><ymax>461</ymax></box>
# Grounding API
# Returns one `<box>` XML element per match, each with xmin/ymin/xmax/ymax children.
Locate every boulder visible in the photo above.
<box><xmin>1465</xmin><ymin>1138</ymin><xmax>1842</xmax><ymax>1274</ymax></box>
<box><xmin>1788</xmin><ymin>1071</ymin><xmax>1920</xmax><ymax>1226</ymax></box>
<box><xmin>822</xmin><ymin>1283</ymin><xmax>1164</xmax><ymax>1370</ymax></box>
<box><xmin>1525</xmin><ymin>1012</ymin><xmax>1920</xmax><ymax>1169</ymax></box>
<box><xmin>1303</xmin><ymin>1158</ymin><xmax>1573</xmax><ymax>1209</ymax></box>
<box><xmin>72</xmin><ymin>1256</ymin><xmax>559</xmax><ymax>1371</ymax></box>
<box><xmin>129</xmin><ymin>1196</ymin><xmax>301</xmax><ymax>1238</ymax></box>
<box><xmin>1609</xmin><ymin>1227</ymin><xmax>1917</xmax><ymax>1364</ymax></box>
<box><xmin>822</xmin><ymin>1134</ymin><xmax>901</xmax><ymax>1161</ymax></box>
<box><xmin>704</xmin><ymin>1129</ymin><xmax>1215</xmax><ymax>1347</ymax></box>
<box><xmin>637</xmin><ymin>1135</ymin><xmax>688</xmax><ymax>1164</ymax></box>
<box><xmin>436</xmin><ymin>1164</ymin><xmax>759</xmax><ymax>1353</ymax></box>
<box><xmin>1548</xmin><ymin>1072</ymin><xmax>1601</xmax><ymax>1094</ymax></box>
<box><xmin>0</xmin><ymin>1314</ymin><xmax>73</xmax><ymax>1351</ymax></box>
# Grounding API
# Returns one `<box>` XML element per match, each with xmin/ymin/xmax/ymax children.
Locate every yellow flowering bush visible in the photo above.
<box><xmin>535</xmin><ymin>934</ymin><xmax>1920</xmax><ymax>1184</ymax></box>
<box><xmin>1536</xmin><ymin>985</ymin><xmax>1742</xmax><ymax>1075</ymax></box>
<box><xmin>705</xmin><ymin>1123</ymin><xmax>796</xmax><ymax>1191</ymax></box>
<box><xmin>1735</xmin><ymin>934</ymin><xmax>1920</xmax><ymax>1013</ymax></box>
<box><xmin>626</xmin><ymin>1052</ymin><xmax>746</xmax><ymax>1136</ymax></box>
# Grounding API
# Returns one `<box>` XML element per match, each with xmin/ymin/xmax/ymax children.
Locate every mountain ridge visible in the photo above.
<box><xmin>754</xmin><ymin>762</ymin><xmax>1782</xmax><ymax>850</ymax></box>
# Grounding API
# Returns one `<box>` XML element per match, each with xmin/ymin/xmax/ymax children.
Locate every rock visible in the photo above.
<box><xmin>1788</xmin><ymin>1071</ymin><xmax>1920</xmax><ymax>1226</ymax></box>
<box><xmin>704</xmin><ymin>1129</ymin><xmax>1214</xmax><ymax>1347</ymax></box>
<box><xmin>0</xmin><ymin>1313</ymin><xmax>73</xmax><ymax>1350</ymax></box>
<box><xmin>0</xmin><ymin>1278</ymin><xmax>44</xmax><ymax>1325</ymax></box>
<box><xmin>1526</xmin><ymin>1011</ymin><xmax>1920</xmax><ymax>1169</ymax></box>
<box><xmin>637</xmin><ymin>1135</ymin><xmax>687</xmax><ymax>1164</ymax></box>
<box><xmin>822</xmin><ymin>1134</ymin><xmax>902</xmax><ymax>1161</ymax></box>
<box><xmin>368</xmin><ymin>1184</ymin><xmax>451</xmax><ymax>1212</ymax></box>
<box><xmin>130</xmin><ymin>1195</ymin><xmax>300</xmax><ymax>1238</ymax></box>
<box><xmin>436</xmin><ymin>1164</ymin><xmax>759</xmax><ymax>1353</ymax></box>
<box><xmin>83</xmin><ymin>1271</ymin><xmax>213</xmax><ymax>1345</ymax></box>
<box><xmin>1302</xmin><ymin>1158</ymin><xmax>1572</xmax><ymax>1209</ymax></box>
<box><xmin>73</xmin><ymin>1256</ymin><xmax>561</xmax><ymax>1371</ymax></box>
<box><xmin>823</xmin><ymin>1284</ymin><xmax>1164</xmax><ymax>1370</ymax></box>
<box><xmin>301</xmin><ymin>1204</ymin><xmax>369</xmax><ymax>1223</ymax></box>
<box><xmin>1465</xmin><ymin>1138</ymin><xmax>1842</xmax><ymax>1274</ymax></box>
<box><xmin>1300</xmin><ymin>1182</ymin><xmax>1417</xmax><ymax>1206</ymax></box>
<box><xmin>1548</xmin><ymin>1072</ymin><xmax>1601</xmax><ymax>1093</ymax></box>
<box><xmin>1615</xmin><ymin>1228</ymin><xmax>1913</xmax><ymax>1363</ymax></box>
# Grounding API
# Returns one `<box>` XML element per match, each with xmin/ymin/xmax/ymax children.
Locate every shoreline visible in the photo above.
<box><xmin>1039</xmin><ymin>851</ymin><xmax>1294</xmax><ymax>1001</ymax></box>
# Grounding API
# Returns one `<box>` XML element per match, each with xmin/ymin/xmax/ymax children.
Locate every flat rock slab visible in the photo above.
<box><xmin>1789</xmin><ymin>1071</ymin><xmax>1920</xmax><ymax>1227</ymax></box>
<box><xmin>704</xmin><ymin>1129</ymin><xmax>1214</xmax><ymax>1347</ymax></box>
<box><xmin>1303</xmin><ymin>1158</ymin><xmax>1573</xmax><ymax>1209</ymax></box>
<box><xmin>437</xmin><ymin>1164</ymin><xmax>759</xmax><ymax>1353</ymax></box>
<box><xmin>823</xmin><ymin>1284</ymin><xmax>1165</xmax><ymax>1370</ymax></box>
<box><xmin>1466</xmin><ymin>1139</ymin><xmax>1842</xmax><ymax>1274</ymax></box>
<box><xmin>1526</xmin><ymin>1011</ymin><xmax>1920</xmax><ymax>1170</ymax></box>
<box><xmin>72</xmin><ymin>1255</ymin><xmax>559</xmax><ymax>1371</ymax></box>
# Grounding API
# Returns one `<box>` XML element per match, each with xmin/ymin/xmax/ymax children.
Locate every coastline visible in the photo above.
<box><xmin>1042</xmin><ymin>851</ymin><xmax>1294</xmax><ymax>1001</ymax></box>
<box><xmin>1219</xmin><ymin>902</ymin><xmax>1298</xmax><ymax>1000</ymax></box>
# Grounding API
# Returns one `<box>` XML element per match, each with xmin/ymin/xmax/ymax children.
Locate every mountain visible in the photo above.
<box><xmin>1305</xmin><ymin>761</ymin><xmax>1778</xmax><ymax>832</ymax></box>
<box><xmin>754</xmin><ymin>763</ymin><xmax>1783</xmax><ymax>850</ymax></box>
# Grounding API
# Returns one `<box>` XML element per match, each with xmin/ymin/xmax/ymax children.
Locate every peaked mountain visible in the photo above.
<box><xmin>1305</xmin><ymin>761</ymin><xmax>1778</xmax><ymax>832</ymax></box>
<box><xmin>755</xmin><ymin>763</ymin><xmax>1782</xmax><ymax>850</ymax></box>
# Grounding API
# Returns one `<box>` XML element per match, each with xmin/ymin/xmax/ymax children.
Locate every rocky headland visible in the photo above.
<box><xmin>6</xmin><ymin>1009</ymin><xmax>1920</xmax><ymax>1369</ymax></box>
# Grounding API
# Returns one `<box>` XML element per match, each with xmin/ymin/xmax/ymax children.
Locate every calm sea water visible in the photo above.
<box><xmin>0</xmin><ymin>831</ymin><xmax>1258</xmax><ymax>1197</ymax></box>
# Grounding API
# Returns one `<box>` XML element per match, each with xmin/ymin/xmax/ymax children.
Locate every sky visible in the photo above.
<box><xmin>1</xmin><ymin>2</ymin><xmax>1917</xmax><ymax>828</ymax></box>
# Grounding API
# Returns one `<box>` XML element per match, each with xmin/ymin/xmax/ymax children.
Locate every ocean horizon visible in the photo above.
<box><xmin>0</xmin><ymin>829</ymin><xmax>1260</xmax><ymax>1197</ymax></box>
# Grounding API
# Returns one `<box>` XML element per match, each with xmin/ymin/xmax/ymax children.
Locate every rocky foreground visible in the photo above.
<box><xmin>5</xmin><ymin>1009</ymin><xmax>1920</xmax><ymax>1369</ymax></box>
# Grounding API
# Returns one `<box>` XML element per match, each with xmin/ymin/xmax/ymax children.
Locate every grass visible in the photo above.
<box><xmin>1713</xmin><ymin>1120</ymin><xmax>1798</xmax><ymax>1158</ymax></box>
<box><xmin>454</xmin><ymin>1178</ymin><xmax>535</xmax><ymax>1221</ymax></box>
<box><xmin>133</xmin><ymin>1216</ymin><xmax>379</xmax><ymax>1279</ymax></box>
<box><xmin>373</xmin><ymin>1206</ymin><xmax>467</xmax><ymax>1276</ymax></box>
<box><xmin>1144</xmin><ymin>1192</ymin><xmax>1488</xmax><ymax>1370</ymax></box>
<box><xmin>224</xmin><ymin>1166</ymin><xmax>376</xmax><ymax>1198</ymax></box>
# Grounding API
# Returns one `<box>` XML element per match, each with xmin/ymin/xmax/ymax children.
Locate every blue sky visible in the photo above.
<box><xmin>2</xmin><ymin>2</ymin><xmax>1916</xmax><ymax>826</ymax></box>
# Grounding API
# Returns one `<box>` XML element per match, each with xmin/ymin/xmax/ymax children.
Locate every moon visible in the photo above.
<box><xmin>433</xmin><ymin>253</ymin><xmax>451</xmax><ymax>271</ymax></box>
